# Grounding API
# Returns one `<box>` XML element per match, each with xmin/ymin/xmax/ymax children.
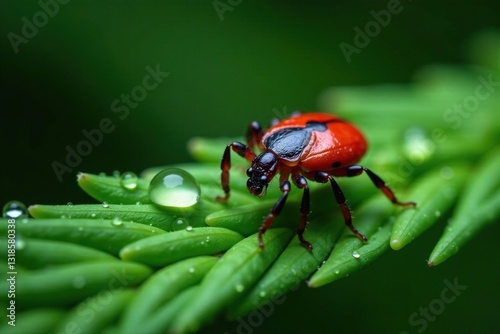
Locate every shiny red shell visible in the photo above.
<box><xmin>261</xmin><ymin>112</ymin><xmax>367</xmax><ymax>172</ymax></box>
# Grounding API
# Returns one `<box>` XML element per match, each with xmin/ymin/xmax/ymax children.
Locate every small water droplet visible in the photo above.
<box><xmin>188</xmin><ymin>267</ymin><xmax>195</xmax><ymax>274</ymax></box>
<box><xmin>112</xmin><ymin>217</ymin><xmax>123</xmax><ymax>226</ymax></box>
<box><xmin>335</xmin><ymin>270</ymin><xmax>340</xmax><ymax>275</ymax></box>
<box><xmin>112</xmin><ymin>170</ymin><xmax>120</xmax><ymax>178</ymax></box>
<box><xmin>186</xmin><ymin>226</ymin><xmax>193</xmax><ymax>232</ymax></box>
<box><xmin>435</xmin><ymin>210</ymin><xmax>441</xmax><ymax>217</ymax></box>
<box><xmin>99</xmin><ymin>172</ymin><xmax>106</xmax><ymax>177</ymax></box>
<box><xmin>404</xmin><ymin>127</ymin><xmax>433</xmax><ymax>164</ymax></box>
<box><xmin>148</xmin><ymin>168</ymin><xmax>201</xmax><ymax>208</ymax></box>
<box><xmin>2</xmin><ymin>201</ymin><xmax>28</xmax><ymax>219</ymax></box>
<box><xmin>352</xmin><ymin>251</ymin><xmax>361</xmax><ymax>259</ymax></box>
<box><xmin>78</xmin><ymin>226</ymin><xmax>84</xmax><ymax>231</ymax></box>
<box><xmin>73</xmin><ymin>276</ymin><xmax>86</xmax><ymax>289</ymax></box>
<box><xmin>259</xmin><ymin>291</ymin><xmax>266</xmax><ymax>297</ymax></box>
<box><xmin>90</xmin><ymin>213</ymin><xmax>96</xmax><ymax>218</ymax></box>
<box><xmin>102</xmin><ymin>202</ymin><xmax>109</xmax><ymax>208</ymax></box>
<box><xmin>21</xmin><ymin>218</ymin><xmax>29</xmax><ymax>224</ymax></box>
<box><xmin>120</xmin><ymin>171</ymin><xmax>138</xmax><ymax>190</ymax></box>
<box><xmin>135</xmin><ymin>201</ymin><xmax>142</xmax><ymax>206</ymax></box>
<box><xmin>235</xmin><ymin>284</ymin><xmax>244</xmax><ymax>292</ymax></box>
<box><xmin>16</xmin><ymin>235</ymin><xmax>26</xmax><ymax>250</ymax></box>
<box><xmin>67</xmin><ymin>202</ymin><xmax>73</xmax><ymax>206</ymax></box>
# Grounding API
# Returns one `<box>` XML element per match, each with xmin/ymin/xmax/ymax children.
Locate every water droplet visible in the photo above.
<box><xmin>404</xmin><ymin>127</ymin><xmax>433</xmax><ymax>164</ymax></box>
<box><xmin>112</xmin><ymin>217</ymin><xmax>123</xmax><ymax>226</ymax></box>
<box><xmin>135</xmin><ymin>201</ymin><xmax>142</xmax><ymax>206</ymax></box>
<box><xmin>188</xmin><ymin>267</ymin><xmax>195</xmax><ymax>273</ymax></box>
<box><xmin>2</xmin><ymin>201</ymin><xmax>28</xmax><ymax>219</ymax></box>
<box><xmin>186</xmin><ymin>226</ymin><xmax>193</xmax><ymax>232</ymax></box>
<box><xmin>16</xmin><ymin>235</ymin><xmax>26</xmax><ymax>250</ymax></box>
<box><xmin>73</xmin><ymin>276</ymin><xmax>86</xmax><ymax>289</ymax></box>
<box><xmin>102</xmin><ymin>202</ymin><xmax>109</xmax><ymax>208</ymax></box>
<box><xmin>120</xmin><ymin>171</ymin><xmax>138</xmax><ymax>190</ymax></box>
<box><xmin>99</xmin><ymin>172</ymin><xmax>106</xmax><ymax>177</ymax></box>
<box><xmin>352</xmin><ymin>251</ymin><xmax>361</xmax><ymax>259</ymax></box>
<box><xmin>78</xmin><ymin>226</ymin><xmax>84</xmax><ymax>231</ymax></box>
<box><xmin>235</xmin><ymin>284</ymin><xmax>244</xmax><ymax>292</ymax></box>
<box><xmin>67</xmin><ymin>202</ymin><xmax>73</xmax><ymax>206</ymax></box>
<box><xmin>148</xmin><ymin>168</ymin><xmax>201</xmax><ymax>208</ymax></box>
<box><xmin>21</xmin><ymin>218</ymin><xmax>29</xmax><ymax>224</ymax></box>
<box><xmin>334</xmin><ymin>270</ymin><xmax>340</xmax><ymax>275</ymax></box>
<box><xmin>435</xmin><ymin>210</ymin><xmax>441</xmax><ymax>217</ymax></box>
<box><xmin>90</xmin><ymin>213</ymin><xmax>96</xmax><ymax>218</ymax></box>
<box><xmin>112</xmin><ymin>170</ymin><xmax>120</xmax><ymax>178</ymax></box>
<box><xmin>259</xmin><ymin>291</ymin><xmax>267</xmax><ymax>297</ymax></box>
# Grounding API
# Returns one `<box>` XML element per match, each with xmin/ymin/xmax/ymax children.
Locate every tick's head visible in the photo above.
<box><xmin>246</xmin><ymin>151</ymin><xmax>278</xmax><ymax>197</ymax></box>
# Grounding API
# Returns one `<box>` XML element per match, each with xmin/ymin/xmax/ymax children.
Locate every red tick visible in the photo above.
<box><xmin>216</xmin><ymin>112</ymin><xmax>416</xmax><ymax>250</ymax></box>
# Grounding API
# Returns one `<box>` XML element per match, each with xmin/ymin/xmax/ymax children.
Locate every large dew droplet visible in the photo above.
<box><xmin>148</xmin><ymin>168</ymin><xmax>201</xmax><ymax>208</ymax></box>
<box><xmin>120</xmin><ymin>171</ymin><xmax>138</xmax><ymax>190</ymax></box>
<box><xmin>2</xmin><ymin>201</ymin><xmax>28</xmax><ymax>219</ymax></box>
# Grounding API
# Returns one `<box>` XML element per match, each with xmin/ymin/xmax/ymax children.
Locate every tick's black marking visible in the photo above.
<box><xmin>264</xmin><ymin>128</ymin><xmax>310</xmax><ymax>161</ymax></box>
<box><xmin>332</xmin><ymin>161</ymin><xmax>342</xmax><ymax>168</ymax></box>
<box><xmin>305</xmin><ymin>121</ymin><xmax>328</xmax><ymax>131</ymax></box>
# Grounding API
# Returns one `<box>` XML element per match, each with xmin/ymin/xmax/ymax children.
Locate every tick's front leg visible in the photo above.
<box><xmin>215</xmin><ymin>142</ymin><xmax>256</xmax><ymax>202</ymax></box>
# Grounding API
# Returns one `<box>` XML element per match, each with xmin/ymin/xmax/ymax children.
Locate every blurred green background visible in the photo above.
<box><xmin>1</xmin><ymin>1</ymin><xmax>499</xmax><ymax>334</ymax></box>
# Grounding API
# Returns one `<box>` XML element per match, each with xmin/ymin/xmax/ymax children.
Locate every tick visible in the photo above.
<box><xmin>216</xmin><ymin>112</ymin><xmax>415</xmax><ymax>250</ymax></box>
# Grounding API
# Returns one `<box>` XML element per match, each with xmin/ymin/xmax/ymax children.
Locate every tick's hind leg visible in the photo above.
<box><xmin>314</xmin><ymin>171</ymin><xmax>367</xmax><ymax>242</ymax></box>
<box><xmin>293</xmin><ymin>175</ymin><xmax>312</xmax><ymax>250</ymax></box>
<box><xmin>345</xmin><ymin>166</ymin><xmax>416</xmax><ymax>207</ymax></box>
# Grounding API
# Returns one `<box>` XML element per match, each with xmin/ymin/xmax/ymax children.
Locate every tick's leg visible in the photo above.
<box><xmin>345</xmin><ymin>166</ymin><xmax>416</xmax><ymax>207</ymax></box>
<box><xmin>258</xmin><ymin>179</ymin><xmax>291</xmax><ymax>249</ymax></box>
<box><xmin>315</xmin><ymin>172</ymin><xmax>367</xmax><ymax>242</ymax></box>
<box><xmin>293</xmin><ymin>175</ymin><xmax>312</xmax><ymax>251</ymax></box>
<box><xmin>215</xmin><ymin>142</ymin><xmax>256</xmax><ymax>202</ymax></box>
<box><xmin>247</xmin><ymin>121</ymin><xmax>264</xmax><ymax>151</ymax></box>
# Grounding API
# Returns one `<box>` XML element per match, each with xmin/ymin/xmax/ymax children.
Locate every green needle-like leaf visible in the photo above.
<box><xmin>229</xmin><ymin>212</ymin><xmax>344</xmax><ymax>318</ymax></box>
<box><xmin>119</xmin><ymin>227</ymin><xmax>243</xmax><ymax>266</ymax></box>
<box><xmin>0</xmin><ymin>262</ymin><xmax>151</xmax><ymax>307</ymax></box>
<box><xmin>55</xmin><ymin>289</ymin><xmax>135</xmax><ymax>334</ymax></box>
<box><xmin>144</xmin><ymin>286</ymin><xmax>200</xmax><ymax>334</ymax></box>
<box><xmin>308</xmin><ymin>196</ymin><xmax>396</xmax><ymax>288</ymax></box>
<box><xmin>0</xmin><ymin>238</ymin><xmax>118</xmax><ymax>269</ymax></box>
<box><xmin>77</xmin><ymin>172</ymin><xmax>150</xmax><ymax>204</ymax></box>
<box><xmin>0</xmin><ymin>309</ymin><xmax>65</xmax><ymax>334</ymax></box>
<box><xmin>390</xmin><ymin>165</ymin><xmax>468</xmax><ymax>250</ymax></box>
<box><xmin>0</xmin><ymin>218</ymin><xmax>165</xmax><ymax>255</ymax></box>
<box><xmin>171</xmin><ymin>228</ymin><xmax>293</xmax><ymax>333</ymax></box>
<box><xmin>120</xmin><ymin>256</ymin><xmax>217</xmax><ymax>334</ymax></box>
<box><xmin>28</xmin><ymin>203</ymin><xmax>210</xmax><ymax>231</ymax></box>
<box><xmin>205</xmin><ymin>200</ymin><xmax>298</xmax><ymax>235</ymax></box>
<box><xmin>428</xmin><ymin>148</ymin><xmax>500</xmax><ymax>266</ymax></box>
